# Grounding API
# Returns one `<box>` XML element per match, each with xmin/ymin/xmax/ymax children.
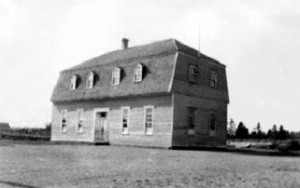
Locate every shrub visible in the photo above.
<box><xmin>287</xmin><ymin>140</ymin><xmax>300</xmax><ymax>151</ymax></box>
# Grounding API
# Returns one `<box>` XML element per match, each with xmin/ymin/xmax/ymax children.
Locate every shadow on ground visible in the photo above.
<box><xmin>0</xmin><ymin>180</ymin><xmax>40</xmax><ymax>188</ymax></box>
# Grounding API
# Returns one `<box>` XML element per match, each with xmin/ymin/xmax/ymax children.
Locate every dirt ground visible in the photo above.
<box><xmin>0</xmin><ymin>140</ymin><xmax>299</xmax><ymax>188</ymax></box>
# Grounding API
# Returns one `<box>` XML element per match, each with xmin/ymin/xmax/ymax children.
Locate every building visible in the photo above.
<box><xmin>0</xmin><ymin>122</ymin><xmax>10</xmax><ymax>138</ymax></box>
<box><xmin>50</xmin><ymin>38</ymin><xmax>229</xmax><ymax>148</ymax></box>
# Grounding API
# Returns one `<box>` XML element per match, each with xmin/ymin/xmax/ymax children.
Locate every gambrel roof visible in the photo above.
<box><xmin>51</xmin><ymin>39</ymin><xmax>229</xmax><ymax>103</ymax></box>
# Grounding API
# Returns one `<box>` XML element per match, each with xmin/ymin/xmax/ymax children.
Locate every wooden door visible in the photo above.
<box><xmin>95</xmin><ymin>112</ymin><xmax>108</xmax><ymax>142</ymax></box>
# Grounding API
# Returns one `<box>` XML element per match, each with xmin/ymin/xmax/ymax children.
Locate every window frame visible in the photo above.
<box><xmin>189</xmin><ymin>65</ymin><xmax>198</xmax><ymax>83</ymax></box>
<box><xmin>133</xmin><ymin>64</ymin><xmax>143</xmax><ymax>82</ymax></box>
<box><xmin>209</xmin><ymin>111</ymin><xmax>216</xmax><ymax>136</ymax></box>
<box><xmin>111</xmin><ymin>67</ymin><xmax>121</xmax><ymax>86</ymax></box>
<box><xmin>188</xmin><ymin>107</ymin><xmax>196</xmax><ymax>135</ymax></box>
<box><xmin>144</xmin><ymin>105</ymin><xmax>154</xmax><ymax>135</ymax></box>
<box><xmin>86</xmin><ymin>71</ymin><xmax>95</xmax><ymax>89</ymax></box>
<box><xmin>70</xmin><ymin>75</ymin><xmax>78</xmax><ymax>90</ymax></box>
<box><xmin>121</xmin><ymin>107</ymin><xmax>130</xmax><ymax>135</ymax></box>
<box><xmin>61</xmin><ymin>110</ymin><xmax>68</xmax><ymax>133</ymax></box>
<box><xmin>77</xmin><ymin>109</ymin><xmax>84</xmax><ymax>133</ymax></box>
<box><xmin>210</xmin><ymin>70</ymin><xmax>218</xmax><ymax>88</ymax></box>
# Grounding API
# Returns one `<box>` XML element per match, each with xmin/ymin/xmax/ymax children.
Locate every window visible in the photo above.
<box><xmin>121</xmin><ymin>107</ymin><xmax>130</xmax><ymax>134</ymax></box>
<box><xmin>144</xmin><ymin>106</ymin><xmax>154</xmax><ymax>135</ymax></box>
<box><xmin>86</xmin><ymin>71</ymin><xmax>94</xmax><ymax>89</ymax></box>
<box><xmin>111</xmin><ymin>67</ymin><xmax>121</xmax><ymax>85</ymax></box>
<box><xmin>133</xmin><ymin>64</ymin><xmax>143</xmax><ymax>82</ymax></box>
<box><xmin>77</xmin><ymin>110</ymin><xmax>84</xmax><ymax>133</ymax></box>
<box><xmin>189</xmin><ymin>65</ymin><xmax>198</xmax><ymax>83</ymax></box>
<box><xmin>70</xmin><ymin>75</ymin><xmax>78</xmax><ymax>90</ymax></box>
<box><xmin>61</xmin><ymin>110</ymin><xmax>68</xmax><ymax>133</ymax></box>
<box><xmin>210</xmin><ymin>71</ymin><xmax>218</xmax><ymax>88</ymax></box>
<box><xmin>209</xmin><ymin>112</ymin><xmax>216</xmax><ymax>136</ymax></box>
<box><xmin>188</xmin><ymin>107</ymin><xmax>196</xmax><ymax>135</ymax></box>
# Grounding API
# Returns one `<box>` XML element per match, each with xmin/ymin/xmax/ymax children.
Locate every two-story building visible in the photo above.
<box><xmin>50</xmin><ymin>38</ymin><xmax>229</xmax><ymax>148</ymax></box>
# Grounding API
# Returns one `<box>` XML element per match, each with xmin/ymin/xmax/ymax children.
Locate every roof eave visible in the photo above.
<box><xmin>51</xmin><ymin>92</ymin><xmax>173</xmax><ymax>104</ymax></box>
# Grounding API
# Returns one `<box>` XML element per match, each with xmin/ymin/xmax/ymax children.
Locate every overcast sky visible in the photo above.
<box><xmin>0</xmin><ymin>0</ymin><xmax>299</xmax><ymax>132</ymax></box>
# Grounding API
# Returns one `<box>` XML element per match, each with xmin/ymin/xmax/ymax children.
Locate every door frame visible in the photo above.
<box><xmin>93</xmin><ymin>108</ymin><xmax>110</xmax><ymax>142</ymax></box>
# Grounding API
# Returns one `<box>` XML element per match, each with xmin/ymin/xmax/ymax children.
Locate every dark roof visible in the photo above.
<box><xmin>66</xmin><ymin>39</ymin><xmax>222</xmax><ymax>72</ymax></box>
<box><xmin>51</xmin><ymin>39</ymin><xmax>227</xmax><ymax>103</ymax></box>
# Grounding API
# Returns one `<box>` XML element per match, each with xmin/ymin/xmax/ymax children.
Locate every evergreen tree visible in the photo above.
<box><xmin>278</xmin><ymin>125</ymin><xmax>288</xmax><ymax>140</ymax></box>
<box><xmin>267</xmin><ymin>129</ymin><xmax>273</xmax><ymax>139</ymax></box>
<box><xmin>271</xmin><ymin>124</ymin><xmax>278</xmax><ymax>139</ymax></box>
<box><xmin>256</xmin><ymin>122</ymin><xmax>263</xmax><ymax>139</ymax></box>
<box><xmin>235</xmin><ymin>122</ymin><xmax>249</xmax><ymax>140</ymax></box>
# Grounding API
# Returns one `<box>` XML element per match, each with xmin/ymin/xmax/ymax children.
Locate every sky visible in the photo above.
<box><xmin>0</xmin><ymin>0</ymin><xmax>299</xmax><ymax>132</ymax></box>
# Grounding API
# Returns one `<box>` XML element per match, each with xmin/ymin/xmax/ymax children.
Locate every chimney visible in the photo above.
<box><xmin>122</xmin><ymin>38</ymin><xmax>129</xmax><ymax>49</ymax></box>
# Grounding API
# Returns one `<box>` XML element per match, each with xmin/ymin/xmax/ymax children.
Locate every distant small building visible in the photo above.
<box><xmin>50</xmin><ymin>38</ymin><xmax>229</xmax><ymax>148</ymax></box>
<box><xmin>0</xmin><ymin>122</ymin><xmax>10</xmax><ymax>136</ymax></box>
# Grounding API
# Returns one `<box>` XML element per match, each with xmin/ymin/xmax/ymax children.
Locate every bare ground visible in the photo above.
<box><xmin>0</xmin><ymin>140</ymin><xmax>299</xmax><ymax>188</ymax></box>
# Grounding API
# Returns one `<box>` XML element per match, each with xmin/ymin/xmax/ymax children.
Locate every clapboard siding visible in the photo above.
<box><xmin>51</xmin><ymin>95</ymin><xmax>173</xmax><ymax>147</ymax></box>
<box><xmin>51</xmin><ymin>106</ymin><xmax>95</xmax><ymax>142</ymax></box>
<box><xmin>172</xmin><ymin>93</ymin><xmax>227</xmax><ymax>147</ymax></box>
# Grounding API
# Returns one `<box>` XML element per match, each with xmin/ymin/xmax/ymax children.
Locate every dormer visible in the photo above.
<box><xmin>70</xmin><ymin>75</ymin><xmax>79</xmax><ymax>90</ymax></box>
<box><xmin>86</xmin><ymin>71</ymin><xmax>95</xmax><ymax>89</ymax></box>
<box><xmin>111</xmin><ymin>67</ymin><xmax>121</xmax><ymax>86</ymax></box>
<box><xmin>133</xmin><ymin>64</ymin><xmax>143</xmax><ymax>82</ymax></box>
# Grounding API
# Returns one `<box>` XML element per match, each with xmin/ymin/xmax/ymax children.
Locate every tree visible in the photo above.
<box><xmin>235</xmin><ymin>122</ymin><xmax>249</xmax><ymax>140</ymax></box>
<box><xmin>45</xmin><ymin>122</ymin><xmax>51</xmax><ymax>136</ymax></box>
<box><xmin>267</xmin><ymin>129</ymin><xmax>273</xmax><ymax>139</ymax></box>
<box><xmin>278</xmin><ymin>125</ymin><xmax>288</xmax><ymax>140</ymax></box>
<box><xmin>290</xmin><ymin>131</ymin><xmax>300</xmax><ymax>139</ymax></box>
<box><xmin>256</xmin><ymin>122</ymin><xmax>261</xmax><ymax>134</ymax></box>
<box><xmin>270</xmin><ymin>124</ymin><xmax>278</xmax><ymax>139</ymax></box>
<box><xmin>250</xmin><ymin>130</ymin><xmax>257</xmax><ymax>139</ymax></box>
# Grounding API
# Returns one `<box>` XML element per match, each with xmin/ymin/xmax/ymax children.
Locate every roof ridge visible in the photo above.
<box><xmin>64</xmin><ymin>51</ymin><xmax>177</xmax><ymax>72</ymax></box>
<box><xmin>66</xmin><ymin>38</ymin><xmax>178</xmax><ymax>71</ymax></box>
<box><xmin>65</xmin><ymin>38</ymin><xmax>225</xmax><ymax>72</ymax></box>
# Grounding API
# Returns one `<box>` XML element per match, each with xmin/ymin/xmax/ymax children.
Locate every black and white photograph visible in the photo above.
<box><xmin>0</xmin><ymin>0</ymin><xmax>299</xmax><ymax>187</ymax></box>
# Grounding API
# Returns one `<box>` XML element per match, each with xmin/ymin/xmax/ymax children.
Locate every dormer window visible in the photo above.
<box><xmin>112</xmin><ymin>67</ymin><xmax>121</xmax><ymax>86</ymax></box>
<box><xmin>70</xmin><ymin>75</ymin><xmax>78</xmax><ymax>90</ymax></box>
<box><xmin>86</xmin><ymin>71</ymin><xmax>94</xmax><ymax>89</ymax></box>
<box><xmin>189</xmin><ymin>65</ymin><xmax>198</xmax><ymax>83</ymax></box>
<box><xmin>133</xmin><ymin>64</ymin><xmax>143</xmax><ymax>82</ymax></box>
<box><xmin>210</xmin><ymin>71</ymin><xmax>218</xmax><ymax>88</ymax></box>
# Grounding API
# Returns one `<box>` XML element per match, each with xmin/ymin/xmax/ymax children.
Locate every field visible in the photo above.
<box><xmin>0</xmin><ymin>141</ymin><xmax>299</xmax><ymax>188</ymax></box>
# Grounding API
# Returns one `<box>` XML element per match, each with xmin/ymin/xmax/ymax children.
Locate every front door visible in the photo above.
<box><xmin>95</xmin><ymin>111</ymin><xmax>108</xmax><ymax>142</ymax></box>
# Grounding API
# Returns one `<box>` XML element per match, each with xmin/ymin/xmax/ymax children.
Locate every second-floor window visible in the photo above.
<box><xmin>133</xmin><ymin>64</ymin><xmax>143</xmax><ymax>82</ymax></box>
<box><xmin>112</xmin><ymin>67</ymin><xmax>121</xmax><ymax>86</ymax></box>
<box><xmin>70</xmin><ymin>75</ymin><xmax>78</xmax><ymax>90</ymax></box>
<box><xmin>86</xmin><ymin>71</ymin><xmax>94</xmax><ymax>89</ymax></box>
<box><xmin>189</xmin><ymin>65</ymin><xmax>198</xmax><ymax>83</ymax></box>
<box><xmin>210</xmin><ymin>71</ymin><xmax>218</xmax><ymax>88</ymax></box>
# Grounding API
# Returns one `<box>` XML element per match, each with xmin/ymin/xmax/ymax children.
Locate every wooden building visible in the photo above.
<box><xmin>0</xmin><ymin>122</ymin><xmax>10</xmax><ymax>138</ymax></box>
<box><xmin>50</xmin><ymin>39</ymin><xmax>229</xmax><ymax>148</ymax></box>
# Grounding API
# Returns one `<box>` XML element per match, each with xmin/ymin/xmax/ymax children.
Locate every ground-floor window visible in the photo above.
<box><xmin>188</xmin><ymin>107</ymin><xmax>196</xmax><ymax>135</ymax></box>
<box><xmin>121</xmin><ymin>107</ymin><xmax>130</xmax><ymax>134</ymax></box>
<box><xmin>144</xmin><ymin>106</ymin><xmax>154</xmax><ymax>135</ymax></box>
<box><xmin>77</xmin><ymin>110</ymin><xmax>84</xmax><ymax>133</ymax></box>
<box><xmin>209</xmin><ymin>112</ymin><xmax>216</xmax><ymax>136</ymax></box>
<box><xmin>61</xmin><ymin>110</ymin><xmax>68</xmax><ymax>133</ymax></box>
